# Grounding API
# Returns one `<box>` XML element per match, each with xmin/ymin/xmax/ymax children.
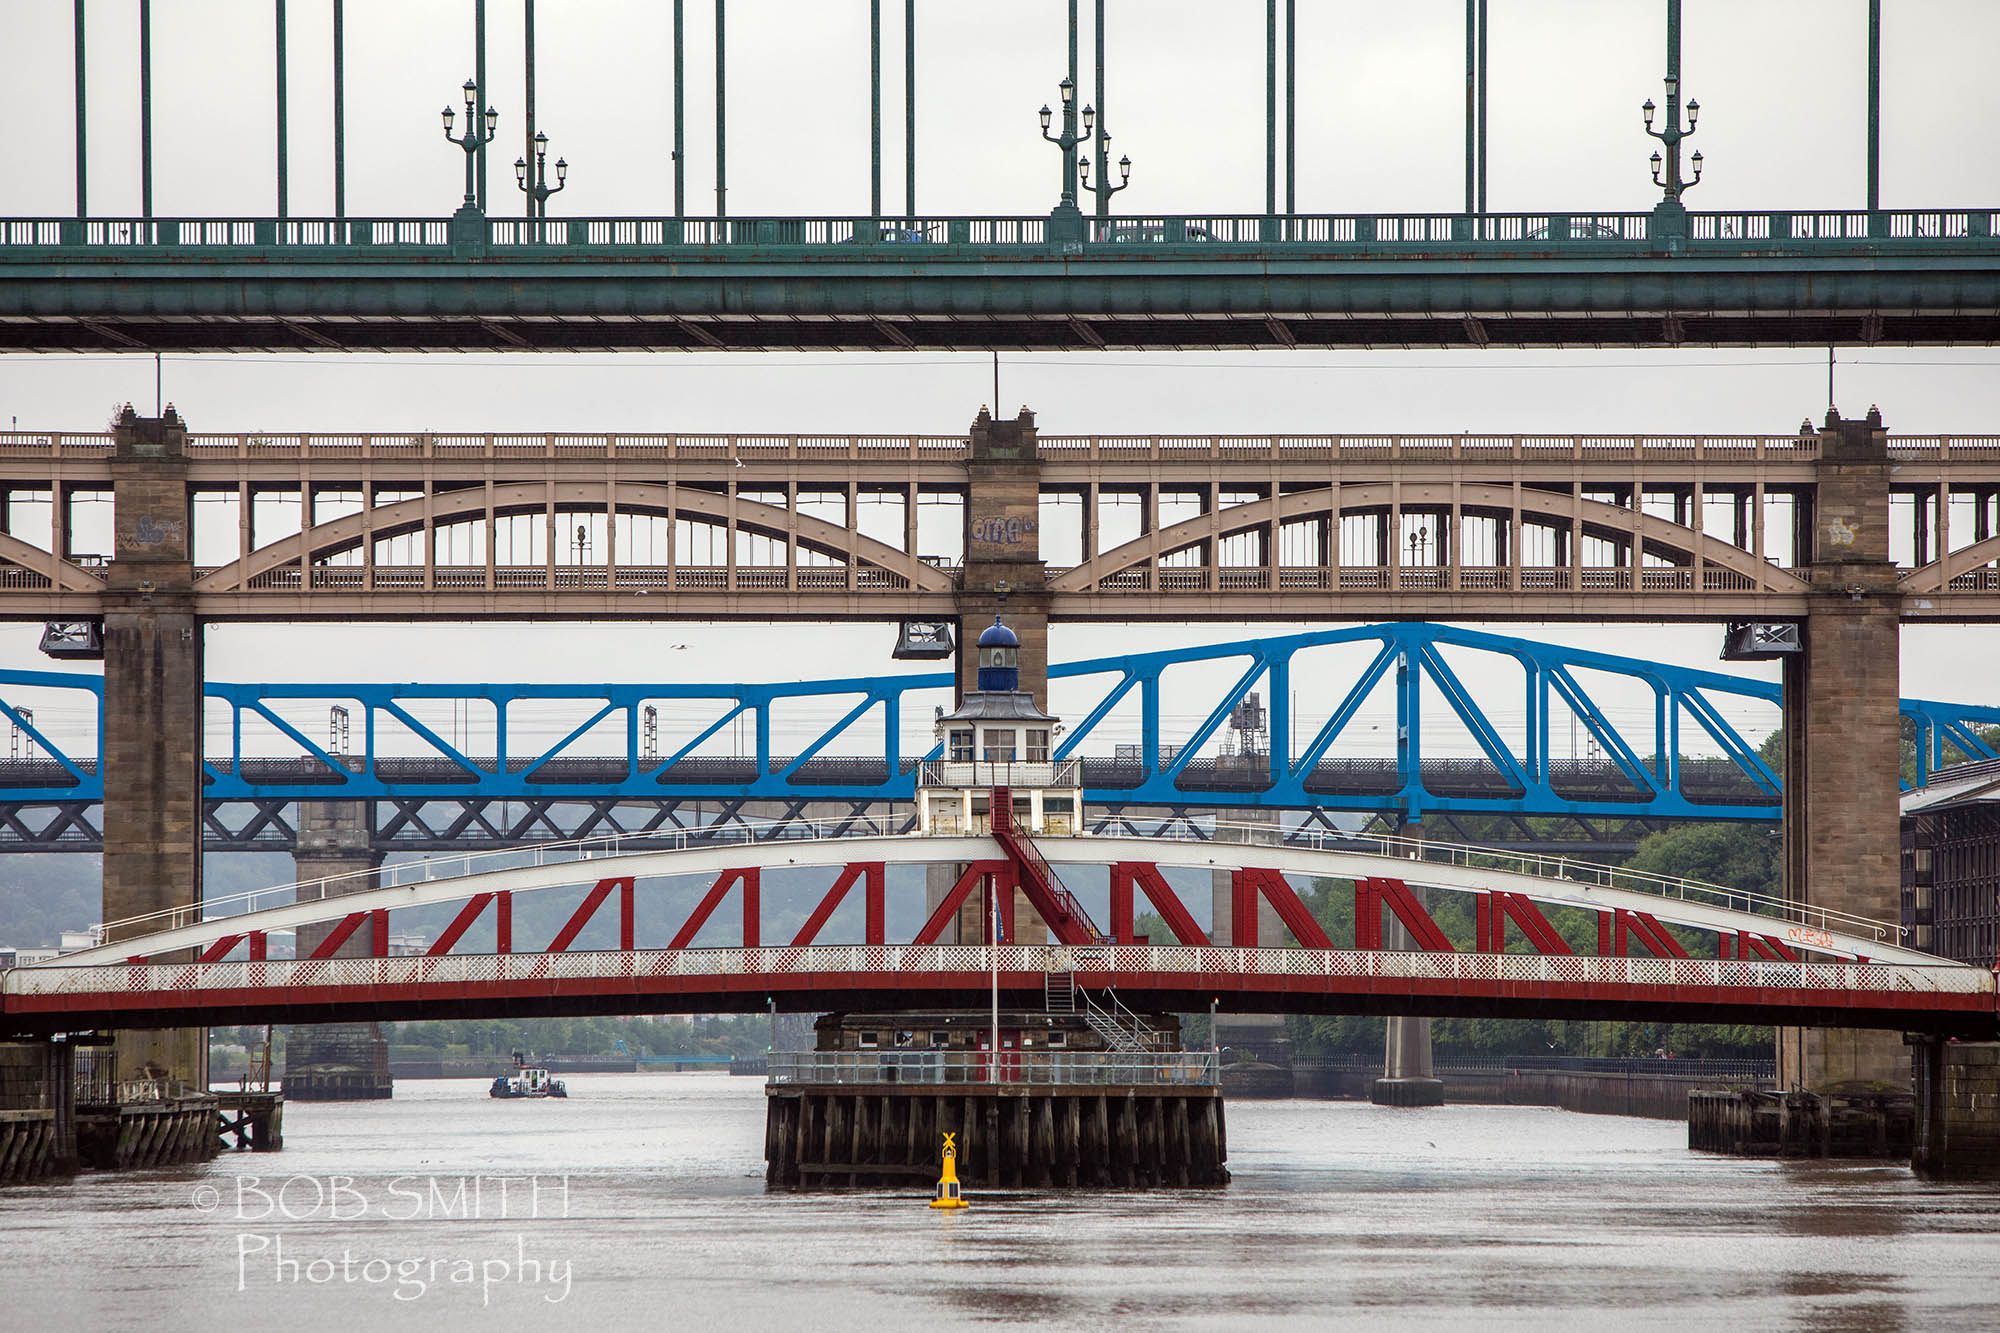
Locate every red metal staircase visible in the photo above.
<box><xmin>989</xmin><ymin>787</ymin><xmax>1104</xmax><ymax>946</ymax></box>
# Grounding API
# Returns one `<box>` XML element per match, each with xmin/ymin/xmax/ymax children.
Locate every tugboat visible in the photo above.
<box><xmin>489</xmin><ymin>1051</ymin><xmax>568</xmax><ymax>1099</ymax></box>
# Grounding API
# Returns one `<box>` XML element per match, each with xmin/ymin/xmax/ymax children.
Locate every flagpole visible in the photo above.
<box><xmin>990</xmin><ymin>874</ymin><xmax>1000</xmax><ymax>1083</ymax></box>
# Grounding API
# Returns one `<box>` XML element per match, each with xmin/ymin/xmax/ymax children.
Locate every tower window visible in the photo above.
<box><xmin>948</xmin><ymin>728</ymin><xmax>974</xmax><ymax>761</ymax></box>
<box><xmin>1025</xmin><ymin>728</ymin><xmax>1050</xmax><ymax>761</ymax></box>
<box><xmin>983</xmin><ymin>729</ymin><xmax>1017</xmax><ymax>762</ymax></box>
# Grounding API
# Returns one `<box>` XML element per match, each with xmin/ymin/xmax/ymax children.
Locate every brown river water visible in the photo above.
<box><xmin>2</xmin><ymin>1073</ymin><xmax>1996</xmax><ymax>1330</ymax></box>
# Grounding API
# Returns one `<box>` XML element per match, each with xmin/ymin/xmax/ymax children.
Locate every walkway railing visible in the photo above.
<box><xmin>767</xmin><ymin>1049</ymin><xmax>1218</xmax><ymax>1088</ymax></box>
<box><xmin>88</xmin><ymin>818</ymin><xmax>909</xmax><ymax>940</ymax></box>
<box><xmin>86</xmin><ymin>819</ymin><xmax>1899</xmax><ymax>948</ymax></box>
<box><xmin>1209</xmin><ymin>822</ymin><xmax>1898</xmax><ymax>945</ymax></box>
<box><xmin>8</xmin><ymin>945</ymin><xmax>1989</xmax><ymax>999</ymax></box>
<box><xmin>1292</xmin><ymin>1054</ymin><xmax>1775</xmax><ymax>1079</ymax></box>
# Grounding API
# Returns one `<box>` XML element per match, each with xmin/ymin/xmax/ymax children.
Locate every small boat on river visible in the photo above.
<box><xmin>490</xmin><ymin>1053</ymin><xmax>567</xmax><ymax>1099</ymax></box>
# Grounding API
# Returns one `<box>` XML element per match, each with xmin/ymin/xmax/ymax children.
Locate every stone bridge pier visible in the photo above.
<box><xmin>101</xmin><ymin>407</ymin><xmax>206</xmax><ymax>1092</ymax></box>
<box><xmin>1780</xmin><ymin>408</ymin><xmax>1908</xmax><ymax>1091</ymax></box>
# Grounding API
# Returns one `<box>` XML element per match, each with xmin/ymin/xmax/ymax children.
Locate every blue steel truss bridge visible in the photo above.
<box><xmin>0</xmin><ymin>624</ymin><xmax>1992</xmax><ymax>855</ymax></box>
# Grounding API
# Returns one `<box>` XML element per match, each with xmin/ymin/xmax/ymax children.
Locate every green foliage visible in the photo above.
<box><xmin>1624</xmin><ymin>822</ymin><xmax>1780</xmax><ymax>901</ymax></box>
<box><xmin>388</xmin><ymin>1013</ymin><xmax>770</xmax><ymax>1060</ymax></box>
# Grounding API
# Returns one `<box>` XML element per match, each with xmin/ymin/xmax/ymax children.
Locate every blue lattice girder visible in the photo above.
<box><xmin>0</xmin><ymin>625</ymin><xmax>1995</xmax><ymax>820</ymax></box>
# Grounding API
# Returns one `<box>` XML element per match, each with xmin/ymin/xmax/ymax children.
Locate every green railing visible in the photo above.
<box><xmin>2</xmin><ymin>209</ymin><xmax>1993</xmax><ymax>254</ymax></box>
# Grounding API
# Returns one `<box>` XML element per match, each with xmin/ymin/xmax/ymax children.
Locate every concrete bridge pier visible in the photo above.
<box><xmin>282</xmin><ymin>800</ymin><xmax>393</xmax><ymax>1100</ymax></box>
<box><xmin>101</xmin><ymin>407</ymin><xmax>206</xmax><ymax>1093</ymax></box>
<box><xmin>1374</xmin><ymin>884</ymin><xmax>1445</xmax><ymax>1108</ymax></box>
<box><xmin>1779</xmin><ymin>407</ymin><xmax>1908</xmax><ymax>1092</ymax></box>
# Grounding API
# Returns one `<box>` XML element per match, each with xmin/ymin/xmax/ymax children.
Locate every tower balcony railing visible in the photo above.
<box><xmin>918</xmin><ymin>760</ymin><xmax>1081</xmax><ymax>791</ymax></box>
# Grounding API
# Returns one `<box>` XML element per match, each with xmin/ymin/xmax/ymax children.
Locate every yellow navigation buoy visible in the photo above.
<box><xmin>930</xmin><ymin>1131</ymin><xmax>968</xmax><ymax>1209</ymax></box>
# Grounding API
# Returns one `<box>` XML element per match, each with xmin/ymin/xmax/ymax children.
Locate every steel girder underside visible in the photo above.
<box><xmin>4</xmin><ymin>242</ymin><xmax>1999</xmax><ymax>352</ymax></box>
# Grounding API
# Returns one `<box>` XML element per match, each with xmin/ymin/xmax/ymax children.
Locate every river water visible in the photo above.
<box><xmin>2</xmin><ymin>1074</ymin><xmax>1996</xmax><ymax>1330</ymax></box>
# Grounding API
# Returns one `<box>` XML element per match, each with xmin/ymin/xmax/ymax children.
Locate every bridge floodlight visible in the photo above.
<box><xmin>1641</xmin><ymin>98</ymin><xmax>1655</xmax><ymax>129</ymax></box>
<box><xmin>1059</xmin><ymin>76</ymin><xmax>1075</xmax><ymax>106</ymax></box>
<box><xmin>1686</xmin><ymin>99</ymin><xmax>1700</xmax><ymax>129</ymax></box>
<box><xmin>1662</xmin><ymin>74</ymin><xmax>1677</xmax><ymax>100</ymax></box>
<box><xmin>442</xmin><ymin>105</ymin><xmax>455</xmax><ymax>134</ymax></box>
<box><xmin>1082</xmin><ymin>104</ymin><xmax>1096</xmax><ymax>136</ymax></box>
<box><xmin>1039</xmin><ymin>104</ymin><xmax>1053</xmax><ymax>132</ymax></box>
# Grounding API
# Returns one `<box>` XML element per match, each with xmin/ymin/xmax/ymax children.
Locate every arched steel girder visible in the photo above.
<box><xmin>0</xmin><ymin>531</ymin><xmax>109</xmax><ymax>592</ymax></box>
<box><xmin>1051</xmin><ymin>484</ymin><xmax>1808</xmax><ymax>594</ymax></box>
<box><xmin>48</xmin><ymin>831</ymin><xmax>1940</xmax><ymax>969</ymax></box>
<box><xmin>195</xmin><ymin>483</ymin><xmax>955</xmax><ymax>594</ymax></box>
<box><xmin>1902</xmin><ymin>534</ymin><xmax>2000</xmax><ymax>594</ymax></box>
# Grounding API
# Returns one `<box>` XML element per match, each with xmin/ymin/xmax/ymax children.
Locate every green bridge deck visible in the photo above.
<box><xmin>3</xmin><ymin>208</ymin><xmax>1996</xmax><ymax>353</ymax></box>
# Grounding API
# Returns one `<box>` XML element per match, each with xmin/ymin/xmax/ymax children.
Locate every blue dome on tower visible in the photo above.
<box><xmin>976</xmin><ymin>618</ymin><xmax>1019</xmax><ymax>649</ymax></box>
<box><xmin>975</xmin><ymin>616</ymin><xmax>1020</xmax><ymax>692</ymax></box>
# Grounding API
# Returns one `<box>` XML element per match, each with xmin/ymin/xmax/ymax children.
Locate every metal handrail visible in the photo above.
<box><xmin>766</xmin><ymin>1048</ymin><xmax>1217</xmax><ymax>1087</ymax></box>
<box><xmin>1219</xmin><ymin>822</ymin><xmax>1893</xmax><ymax>942</ymax></box>
<box><xmin>89</xmin><ymin>815</ymin><xmax>907</xmax><ymax>940</ymax></box>
<box><xmin>990</xmin><ymin>795</ymin><xmax>1102</xmax><ymax>943</ymax></box>
<box><xmin>87</xmin><ymin>818</ymin><xmax>1895</xmax><ymax>948</ymax></box>
<box><xmin>14</xmin><ymin>945</ymin><xmax>1988</xmax><ymax>998</ymax></box>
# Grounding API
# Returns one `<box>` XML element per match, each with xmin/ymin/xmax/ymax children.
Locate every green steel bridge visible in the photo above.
<box><xmin>6</xmin><ymin>0</ymin><xmax>1995</xmax><ymax>353</ymax></box>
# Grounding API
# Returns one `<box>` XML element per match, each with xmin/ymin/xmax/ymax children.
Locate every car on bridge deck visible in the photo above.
<box><xmin>846</xmin><ymin>226</ymin><xmax>935</xmax><ymax>244</ymax></box>
<box><xmin>1096</xmin><ymin>223</ymin><xmax>1217</xmax><ymax>244</ymax></box>
<box><xmin>1524</xmin><ymin>221</ymin><xmax>1631</xmax><ymax>241</ymax></box>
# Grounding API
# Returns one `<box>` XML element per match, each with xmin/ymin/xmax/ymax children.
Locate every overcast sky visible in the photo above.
<box><xmin>0</xmin><ymin>0</ymin><xmax>1995</xmax><ymax>764</ymax></box>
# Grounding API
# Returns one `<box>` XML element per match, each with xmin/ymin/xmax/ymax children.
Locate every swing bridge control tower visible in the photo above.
<box><xmin>765</xmin><ymin>616</ymin><xmax>1228</xmax><ymax>1191</ymax></box>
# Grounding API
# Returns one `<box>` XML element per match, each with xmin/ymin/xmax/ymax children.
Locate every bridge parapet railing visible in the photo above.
<box><xmin>14</xmin><ymin>430</ymin><xmax>2000</xmax><ymax>466</ymax></box>
<box><xmin>1192</xmin><ymin>821</ymin><xmax>1901</xmax><ymax>946</ymax></box>
<box><xmin>1034</xmin><ymin>433</ymin><xmax>1824</xmax><ymax>462</ymax></box>
<box><xmin>1691</xmin><ymin>210</ymin><xmax>1996</xmax><ymax>241</ymax></box>
<box><xmin>10</xmin><ymin>945</ymin><xmax>1988</xmax><ymax>999</ymax></box>
<box><xmin>85</xmin><ymin>816</ymin><xmax>1896</xmax><ymax>949</ymax></box>
<box><xmin>85</xmin><ymin>817</ymin><xmax>914</xmax><ymax>941</ymax></box>
<box><xmin>6</xmin><ymin>211</ymin><xmax>1993</xmax><ymax>253</ymax></box>
<box><xmin>766</xmin><ymin>1049</ymin><xmax>1218</xmax><ymax>1087</ymax></box>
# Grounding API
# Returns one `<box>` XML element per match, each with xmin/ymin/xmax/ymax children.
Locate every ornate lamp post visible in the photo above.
<box><xmin>1040</xmin><ymin>75</ymin><xmax>1088</xmax><ymax>237</ymax></box>
<box><xmin>1038</xmin><ymin>77</ymin><xmax>1085</xmax><ymax>213</ymax></box>
<box><xmin>1641</xmin><ymin>76</ymin><xmax>1703</xmax><ymax>203</ymax></box>
<box><xmin>442</xmin><ymin>78</ymin><xmax>498</xmax><ymax>211</ymax></box>
<box><xmin>514</xmin><ymin>131</ymin><xmax>568</xmax><ymax>220</ymax></box>
<box><xmin>1077</xmin><ymin>139</ymin><xmax>1132</xmax><ymax>212</ymax></box>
